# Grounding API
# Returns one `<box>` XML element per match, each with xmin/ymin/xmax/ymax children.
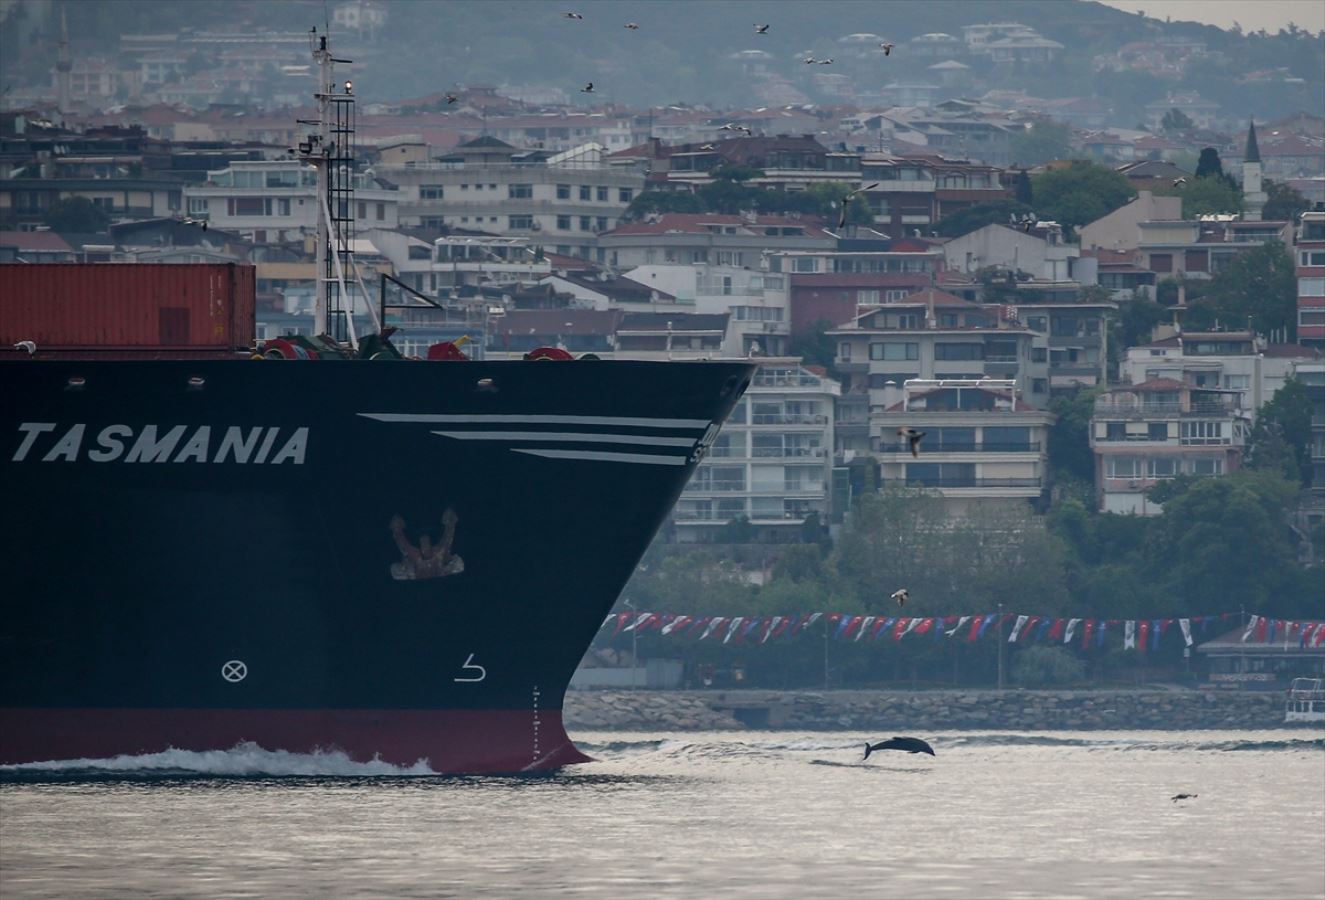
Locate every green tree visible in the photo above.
<box><xmin>42</xmin><ymin>196</ymin><xmax>110</xmax><ymax>233</ymax></box>
<box><xmin>1030</xmin><ymin>161</ymin><xmax>1136</xmax><ymax>232</ymax></box>
<box><xmin>1010</xmin><ymin>120</ymin><xmax>1075</xmax><ymax>167</ymax></box>
<box><xmin>934</xmin><ymin>198</ymin><xmax>1034</xmax><ymax>238</ymax></box>
<box><xmin>1012</xmin><ymin>644</ymin><xmax>1086</xmax><ymax>687</ymax></box>
<box><xmin>1114</xmin><ymin>295</ymin><xmax>1167</xmax><ymax>349</ymax></box>
<box><xmin>1046</xmin><ymin>387</ymin><xmax>1101</xmax><ymax>484</ymax></box>
<box><xmin>1161</xmin><ymin>108</ymin><xmax>1194</xmax><ymax>132</ymax></box>
<box><xmin>1247</xmin><ymin>377</ymin><xmax>1313</xmax><ymax>485</ymax></box>
<box><xmin>1193</xmin><ymin>240</ymin><xmax>1298</xmax><ymax>340</ymax></box>
<box><xmin>787</xmin><ymin>318</ymin><xmax>838</xmax><ymax>371</ymax></box>
<box><xmin>1175</xmin><ymin>175</ymin><xmax>1243</xmax><ymax>218</ymax></box>
<box><xmin>1194</xmin><ymin>147</ymin><xmax>1225</xmax><ymax>179</ymax></box>
<box><xmin>1263</xmin><ymin>179</ymin><xmax>1310</xmax><ymax>222</ymax></box>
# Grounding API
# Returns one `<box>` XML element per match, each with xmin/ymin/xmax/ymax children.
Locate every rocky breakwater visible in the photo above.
<box><xmin>562</xmin><ymin>688</ymin><xmax>1294</xmax><ymax>731</ymax></box>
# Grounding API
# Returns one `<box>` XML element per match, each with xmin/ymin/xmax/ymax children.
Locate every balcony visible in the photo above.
<box><xmin>901</xmin><ymin>477</ymin><xmax>1042</xmax><ymax>489</ymax></box>
<box><xmin>877</xmin><ymin>442</ymin><xmax>1040</xmax><ymax>453</ymax></box>
<box><xmin>1093</xmin><ymin>401</ymin><xmax>1242</xmax><ymax>418</ymax></box>
<box><xmin>750</xmin><ymin>413</ymin><xmax>829</xmax><ymax>426</ymax></box>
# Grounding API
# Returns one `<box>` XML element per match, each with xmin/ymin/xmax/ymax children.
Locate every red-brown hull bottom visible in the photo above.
<box><xmin>0</xmin><ymin>708</ymin><xmax>592</xmax><ymax>773</ymax></box>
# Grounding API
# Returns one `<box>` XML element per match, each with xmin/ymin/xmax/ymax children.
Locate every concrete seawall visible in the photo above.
<box><xmin>563</xmin><ymin>688</ymin><xmax>1309</xmax><ymax>732</ymax></box>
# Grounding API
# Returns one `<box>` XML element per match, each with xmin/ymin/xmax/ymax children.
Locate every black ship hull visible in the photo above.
<box><xmin>0</xmin><ymin>357</ymin><xmax>752</xmax><ymax>772</ymax></box>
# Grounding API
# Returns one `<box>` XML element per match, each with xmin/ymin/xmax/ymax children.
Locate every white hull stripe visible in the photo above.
<box><xmin>360</xmin><ymin>413</ymin><xmax>710</xmax><ymax>429</ymax></box>
<box><xmin>431</xmin><ymin>430</ymin><xmax>696</xmax><ymax>447</ymax></box>
<box><xmin>513</xmin><ymin>448</ymin><xmax>687</xmax><ymax>466</ymax></box>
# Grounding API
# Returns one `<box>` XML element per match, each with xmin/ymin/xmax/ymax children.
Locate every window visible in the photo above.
<box><xmin>420</xmin><ymin>185</ymin><xmax>444</xmax><ymax>199</ymax></box>
<box><xmin>376</xmin><ymin>202</ymin><xmax>385</xmax><ymax>221</ymax></box>
<box><xmin>1301</xmin><ymin>251</ymin><xmax>1325</xmax><ymax>266</ymax></box>
<box><xmin>793</xmin><ymin>257</ymin><xmax>818</xmax><ymax>273</ymax></box>
<box><xmin>619</xmin><ymin>188</ymin><xmax>633</xmax><ymax>203</ymax></box>
<box><xmin>930</xmin><ymin>428</ymin><xmax>975</xmax><ymax>450</ymax></box>
<box><xmin>839</xmin><ymin>342</ymin><xmax>851</xmax><ymax>362</ymax></box>
<box><xmin>557</xmin><ymin>215</ymin><xmax>571</xmax><ymax>230</ymax></box>
<box><xmin>1105</xmin><ymin>456</ymin><xmax>1142</xmax><ymax>478</ymax></box>
<box><xmin>358</xmin><ymin>201</ymin><xmax>367</xmax><ymax>219</ymax></box>
<box><xmin>934</xmin><ymin>343</ymin><xmax>982</xmax><ymax>361</ymax></box>
<box><xmin>983</xmin><ymin>426</ymin><xmax>1029</xmax><ymax>449</ymax></box>
<box><xmin>1031</xmin><ymin>347</ymin><xmax>1047</xmax><ymax>363</ymax></box>
<box><xmin>509</xmin><ymin>184</ymin><xmax>532</xmax><ymax>199</ymax></box>
<box><xmin>906</xmin><ymin>462</ymin><xmax>975</xmax><ymax>486</ymax></box>
<box><xmin>1148</xmin><ymin>458</ymin><xmax>1177</xmax><ymax>478</ymax></box>
<box><xmin>509</xmin><ymin>215</ymin><xmax>534</xmax><ymax>230</ymax></box>
<box><xmin>1189</xmin><ymin>458</ymin><xmax>1222</xmax><ymax>475</ymax></box>
<box><xmin>277</xmin><ymin>198</ymin><xmax>290</xmax><ymax>216</ymax></box>
<box><xmin>1300</xmin><ymin>278</ymin><xmax>1325</xmax><ymax>297</ymax></box>
<box><xmin>1147</xmin><ymin>423</ymin><xmax>1167</xmax><ymax>441</ymax></box>
<box><xmin>869</xmin><ymin>342</ymin><xmax>918</xmax><ymax>361</ymax></box>
<box><xmin>1181</xmin><ymin>421</ymin><xmax>1224</xmax><ymax>444</ymax></box>
<box><xmin>579</xmin><ymin>185</ymin><xmax>592</xmax><ymax>201</ymax></box>
<box><xmin>187</xmin><ymin>198</ymin><xmax>209</xmax><ymax>214</ymax></box>
<box><xmin>230</xmin><ymin>197</ymin><xmax>266</xmax><ymax>216</ymax></box>
<box><xmin>1105</xmin><ymin>422</ymin><xmax>1126</xmax><ymax>441</ymax></box>
<box><xmin>1223</xmin><ymin>374</ymin><xmax>1250</xmax><ymax>390</ymax></box>
<box><xmin>1025</xmin><ymin>316</ymin><xmax>1047</xmax><ymax>332</ymax></box>
<box><xmin>1150</xmin><ymin>253</ymin><xmax>1173</xmax><ymax>273</ymax></box>
<box><xmin>596</xmin><ymin>186</ymin><xmax>608</xmax><ymax>202</ymax></box>
<box><xmin>1032</xmin><ymin>378</ymin><xmax>1047</xmax><ymax>393</ymax></box>
<box><xmin>1300</xmin><ymin>310</ymin><xmax>1325</xmax><ymax>326</ymax></box>
<box><xmin>556</xmin><ymin>184</ymin><xmax>571</xmax><ymax>200</ymax></box>
<box><xmin>596</xmin><ymin>216</ymin><xmax>608</xmax><ymax>232</ymax></box>
<box><xmin>579</xmin><ymin>216</ymin><xmax>592</xmax><ymax>231</ymax></box>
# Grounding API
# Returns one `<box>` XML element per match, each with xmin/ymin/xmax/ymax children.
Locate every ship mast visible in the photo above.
<box><xmin>300</xmin><ymin>29</ymin><xmax>357</xmax><ymax>344</ymax></box>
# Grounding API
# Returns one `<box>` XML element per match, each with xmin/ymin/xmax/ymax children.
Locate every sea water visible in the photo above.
<box><xmin>1</xmin><ymin>730</ymin><xmax>1322</xmax><ymax>899</ymax></box>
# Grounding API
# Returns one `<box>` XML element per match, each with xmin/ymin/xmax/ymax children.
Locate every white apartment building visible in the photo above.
<box><xmin>1121</xmin><ymin>331</ymin><xmax>1322</xmax><ymax>415</ymax></box>
<box><xmin>673</xmin><ymin>360</ymin><xmax>840</xmax><ymax>542</ymax></box>
<box><xmin>622</xmin><ymin>263</ymin><xmax>791</xmax><ymax>356</ymax></box>
<box><xmin>1089</xmin><ymin>379</ymin><xmax>1250</xmax><ymax>515</ymax></box>
<box><xmin>872</xmin><ymin>378</ymin><xmax>1055</xmax><ymax>514</ymax></box>
<box><xmin>374</xmin><ymin>137</ymin><xmax>645</xmax><ymax>262</ymax></box>
<box><xmin>183</xmin><ymin>160</ymin><xmax>399</xmax><ymax>243</ymax></box>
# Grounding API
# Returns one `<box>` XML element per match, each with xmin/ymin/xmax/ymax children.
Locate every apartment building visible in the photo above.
<box><xmin>1138</xmin><ymin>216</ymin><xmax>1293</xmax><ymax>280</ymax></box>
<box><xmin>872</xmin><ymin>378</ymin><xmax>1054</xmax><ymax>514</ymax></box>
<box><xmin>1089</xmin><ymin>379</ymin><xmax>1250</xmax><ymax>515</ymax></box>
<box><xmin>374</xmin><ymin>137</ymin><xmax>644</xmax><ymax>262</ymax></box>
<box><xmin>1299</xmin><ymin>208</ymin><xmax>1325</xmax><ymax>349</ymax></box>
<box><xmin>672</xmin><ymin>360</ymin><xmax>840</xmax><ymax>542</ymax></box>
<box><xmin>183</xmin><ymin>160</ymin><xmax>398</xmax><ymax>243</ymax></box>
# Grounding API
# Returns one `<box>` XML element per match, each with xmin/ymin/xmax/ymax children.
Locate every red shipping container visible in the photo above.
<box><xmin>0</xmin><ymin>263</ymin><xmax>255</xmax><ymax>349</ymax></box>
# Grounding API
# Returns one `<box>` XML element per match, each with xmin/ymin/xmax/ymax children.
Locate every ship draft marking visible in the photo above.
<box><xmin>358</xmin><ymin>413</ymin><xmax>717</xmax><ymax>467</ymax></box>
<box><xmin>221</xmin><ymin>660</ymin><xmax>248</xmax><ymax>682</ymax></box>
<box><xmin>390</xmin><ymin>510</ymin><xmax>464</xmax><ymax>580</ymax></box>
<box><xmin>454</xmin><ymin>654</ymin><xmax>486</xmax><ymax>683</ymax></box>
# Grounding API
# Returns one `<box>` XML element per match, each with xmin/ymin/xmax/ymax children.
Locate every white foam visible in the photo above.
<box><xmin>0</xmin><ymin>741</ymin><xmax>438</xmax><ymax>777</ymax></box>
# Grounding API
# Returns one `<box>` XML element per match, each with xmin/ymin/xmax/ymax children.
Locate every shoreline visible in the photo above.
<box><xmin>562</xmin><ymin>688</ymin><xmax>1318</xmax><ymax>731</ymax></box>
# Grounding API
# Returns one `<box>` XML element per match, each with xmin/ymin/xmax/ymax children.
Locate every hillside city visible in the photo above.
<box><xmin>1</xmin><ymin>1</ymin><xmax>1323</xmax><ymax>687</ymax></box>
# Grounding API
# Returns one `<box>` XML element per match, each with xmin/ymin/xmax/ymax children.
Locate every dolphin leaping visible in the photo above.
<box><xmin>864</xmin><ymin>736</ymin><xmax>935</xmax><ymax>759</ymax></box>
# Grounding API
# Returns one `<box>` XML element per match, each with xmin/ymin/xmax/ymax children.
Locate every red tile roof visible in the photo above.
<box><xmin>0</xmin><ymin>231</ymin><xmax>75</xmax><ymax>252</ymax></box>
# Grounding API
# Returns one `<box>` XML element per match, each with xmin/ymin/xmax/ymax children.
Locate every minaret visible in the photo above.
<box><xmin>55</xmin><ymin>2</ymin><xmax>72</xmax><ymax>118</ymax></box>
<box><xmin>1242</xmin><ymin>119</ymin><xmax>1266</xmax><ymax>222</ymax></box>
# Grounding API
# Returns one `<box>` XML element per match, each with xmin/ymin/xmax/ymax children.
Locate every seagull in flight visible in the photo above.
<box><xmin>880</xmin><ymin>42</ymin><xmax>895</xmax><ymax>55</ymax></box>
<box><xmin>897</xmin><ymin>427</ymin><xmax>925</xmax><ymax>457</ymax></box>
<box><xmin>754</xmin><ymin>23</ymin><xmax>770</xmax><ymax>34</ymax></box>
<box><xmin>698</xmin><ymin>143</ymin><xmax>716</xmax><ymax>151</ymax></box>
<box><xmin>445</xmin><ymin>93</ymin><xmax>458</xmax><ymax>104</ymax></box>
<box><xmin>1171</xmin><ymin>793</ymin><xmax>1198</xmax><ymax>802</ymax></box>
<box><xmin>624</xmin><ymin>22</ymin><xmax>639</xmax><ymax>29</ymax></box>
<box><xmin>818</xmin><ymin>58</ymin><xmax>834</xmax><ymax>65</ymax></box>
<box><xmin>580</xmin><ymin>82</ymin><xmax>594</xmax><ymax>93</ymax></box>
<box><xmin>1172</xmin><ymin>176</ymin><xmax>1187</xmax><ymax>186</ymax></box>
<box><xmin>837</xmin><ymin>182</ymin><xmax>880</xmax><ymax>228</ymax></box>
<box><xmin>13</xmin><ymin>340</ymin><xmax>37</xmax><ymax>355</ymax></box>
<box><xmin>563</xmin><ymin>11</ymin><xmax>583</xmax><ymax>19</ymax></box>
<box><xmin>890</xmin><ymin>588</ymin><xmax>910</xmax><ymax>607</ymax></box>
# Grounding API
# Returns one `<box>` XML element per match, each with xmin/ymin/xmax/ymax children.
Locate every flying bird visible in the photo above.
<box><xmin>13</xmin><ymin>340</ymin><xmax>37</xmax><ymax>355</ymax></box>
<box><xmin>880</xmin><ymin>42</ymin><xmax>894</xmax><ymax>55</ymax></box>
<box><xmin>624</xmin><ymin>22</ymin><xmax>639</xmax><ymax>30</ymax></box>
<box><xmin>837</xmin><ymin>182</ymin><xmax>880</xmax><ymax>228</ymax></box>
<box><xmin>698</xmin><ymin>143</ymin><xmax>716</xmax><ymax>151</ymax></box>
<box><xmin>897</xmin><ymin>427</ymin><xmax>925</xmax><ymax>457</ymax></box>
<box><xmin>890</xmin><ymin>588</ymin><xmax>910</xmax><ymax>607</ymax></box>
<box><xmin>445</xmin><ymin>93</ymin><xmax>458</xmax><ymax>104</ymax></box>
<box><xmin>563</xmin><ymin>11</ymin><xmax>583</xmax><ymax>19</ymax></box>
<box><xmin>754</xmin><ymin>23</ymin><xmax>770</xmax><ymax>34</ymax></box>
<box><xmin>803</xmin><ymin>56</ymin><xmax>817</xmax><ymax>64</ymax></box>
<box><xmin>818</xmin><ymin>58</ymin><xmax>834</xmax><ymax>65</ymax></box>
<box><xmin>1172</xmin><ymin>177</ymin><xmax>1187</xmax><ymax>186</ymax></box>
<box><xmin>865</xmin><ymin>737</ymin><xmax>935</xmax><ymax>759</ymax></box>
<box><xmin>719</xmin><ymin>123</ymin><xmax>737</xmax><ymax>131</ymax></box>
<box><xmin>1171</xmin><ymin>793</ymin><xmax>1198</xmax><ymax>802</ymax></box>
<box><xmin>580</xmin><ymin>82</ymin><xmax>594</xmax><ymax>93</ymax></box>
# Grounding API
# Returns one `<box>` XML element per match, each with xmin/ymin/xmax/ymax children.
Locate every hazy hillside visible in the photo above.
<box><xmin>13</xmin><ymin>0</ymin><xmax>1324</xmax><ymax>122</ymax></box>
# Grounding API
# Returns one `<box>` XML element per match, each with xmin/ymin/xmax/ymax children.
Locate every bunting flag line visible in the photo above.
<box><xmin>1009</xmin><ymin>615</ymin><xmax>1030</xmax><ymax>643</ymax></box>
<box><xmin>1064</xmin><ymin>618</ymin><xmax>1082</xmax><ymax>645</ymax></box>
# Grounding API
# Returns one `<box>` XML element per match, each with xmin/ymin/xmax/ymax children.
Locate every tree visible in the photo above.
<box><xmin>1009</xmin><ymin>120</ymin><xmax>1074</xmax><ymax>167</ymax></box>
<box><xmin>1246</xmin><ymin>377</ymin><xmax>1313</xmax><ymax>485</ymax></box>
<box><xmin>1194</xmin><ymin>147</ymin><xmax>1225</xmax><ymax>179</ymax></box>
<box><xmin>1263</xmin><ymin>179</ymin><xmax>1310</xmax><ymax>222</ymax></box>
<box><xmin>1030</xmin><ymin>161</ymin><xmax>1136</xmax><ymax>232</ymax></box>
<box><xmin>934</xmin><ymin>198</ymin><xmax>1034</xmax><ymax>238</ymax></box>
<box><xmin>1176</xmin><ymin>175</ymin><xmax>1243</xmax><ymax>218</ymax></box>
<box><xmin>787</xmin><ymin>318</ymin><xmax>838</xmax><ymax>372</ymax></box>
<box><xmin>1014</xmin><ymin>170</ymin><xmax>1034</xmax><ymax>206</ymax></box>
<box><xmin>42</xmin><ymin>196</ymin><xmax>109</xmax><ymax>233</ymax></box>
<box><xmin>1046</xmin><ymin>387</ymin><xmax>1101</xmax><ymax>484</ymax></box>
<box><xmin>1161</xmin><ymin>108</ymin><xmax>1194</xmax><ymax>132</ymax></box>
<box><xmin>1194</xmin><ymin>240</ymin><xmax>1297</xmax><ymax>340</ymax></box>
